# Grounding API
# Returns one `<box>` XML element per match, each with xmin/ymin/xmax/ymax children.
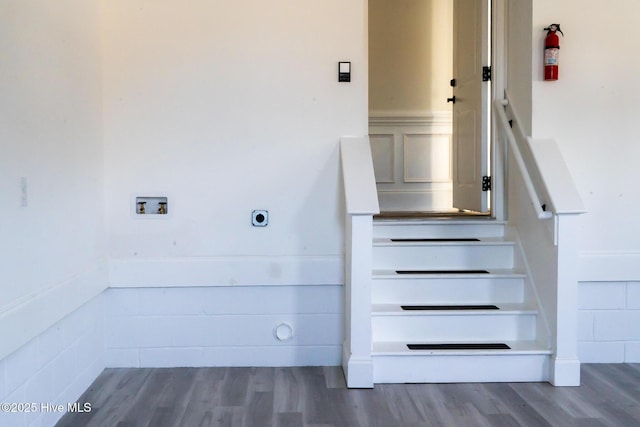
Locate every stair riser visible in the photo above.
<box><xmin>372</xmin><ymin>277</ymin><xmax>525</xmax><ymax>304</ymax></box>
<box><xmin>373</xmin><ymin>245</ymin><xmax>514</xmax><ymax>270</ymax></box>
<box><xmin>372</xmin><ymin>314</ymin><xmax>537</xmax><ymax>342</ymax></box>
<box><xmin>361</xmin><ymin>219</ymin><xmax>549</xmax><ymax>385</ymax></box>
<box><xmin>373</xmin><ymin>223</ymin><xmax>505</xmax><ymax>239</ymax></box>
<box><xmin>372</xmin><ymin>354</ymin><xmax>549</xmax><ymax>383</ymax></box>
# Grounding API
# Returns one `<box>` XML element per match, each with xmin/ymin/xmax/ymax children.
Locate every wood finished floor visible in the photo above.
<box><xmin>56</xmin><ymin>364</ymin><xmax>640</xmax><ymax>427</ymax></box>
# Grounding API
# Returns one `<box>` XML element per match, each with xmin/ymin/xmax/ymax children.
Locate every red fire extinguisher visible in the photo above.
<box><xmin>544</xmin><ymin>24</ymin><xmax>563</xmax><ymax>81</ymax></box>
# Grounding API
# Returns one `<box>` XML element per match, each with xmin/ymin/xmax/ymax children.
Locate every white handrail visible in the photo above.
<box><xmin>493</xmin><ymin>99</ymin><xmax>553</xmax><ymax>220</ymax></box>
<box><xmin>527</xmin><ymin>139</ymin><xmax>586</xmax><ymax>215</ymax></box>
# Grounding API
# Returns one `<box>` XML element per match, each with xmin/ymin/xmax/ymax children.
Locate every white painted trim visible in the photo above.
<box><xmin>108</xmin><ymin>256</ymin><xmax>343</xmax><ymax>287</ymax></box>
<box><xmin>0</xmin><ymin>260</ymin><xmax>108</xmax><ymax>361</ymax></box>
<box><xmin>340</xmin><ymin>136</ymin><xmax>380</xmax><ymax>215</ymax></box>
<box><xmin>345</xmin><ymin>354</ymin><xmax>374</xmax><ymax>388</ymax></box>
<box><xmin>369</xmin><ymin>111</ymin><xmax>453</xmax><ymax>127</ymax></box>
<box><xmin>579</xmin><ymin>251</ymin><xmax>640</xmax><ymax>282</ymax></box>
<box><xmin>491</xmin><ymin>0</ymin><xmax>507</xmax><ymax>100</ymax></box>
<box><xmin>373</xmin><ymin>353</ymin><xmax>550</xmax><ymax>383</ymax></box>
<box><xmin>505</xmin><ymin>227</ymin><xmax>552</xmax><ymax>349</ymax></box>
<box><xmin>552</xmin><ymin>215</ymin><xmax>581</xmax><ymax>385</ymax></box>
<box><xmin>342</xmin><ymin>214</ymin><xmax>374</xmax><ymax>388</ymax></box>
<box><xmin>528</xmin><ymin>139</ymin><xmax>586</xmax><ymax>215</ymax></box>
<box><xmin>550</xmin><ymin>356</ymin><xmax>581</xmax><ymax>386</ymax></box>
<box><xmin>494</xmin><ymin>99</ymin><xmax>552</xmax><ymax>221</ymax></box>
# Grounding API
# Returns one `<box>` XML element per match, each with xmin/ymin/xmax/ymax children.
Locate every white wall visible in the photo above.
<box><xmin>102</xmin><ymin>0</ymin><xmax>367</xmax><ymax>284</ymax></box>
<box><xmin>0</xmin><ymin>1</ymin><xmax>106</xmax><ymax>424</ymax></box>
<box><xmin>2</xmin><ymin>0</ymin><xmax>367</xmax><ymax>403</ymax></box>
<box><xmin>105</xmin><ymin>286</ymin><xmax>343</xmax><ymax>367</ymax></box>
<box><xmin>0</xmin><ymin>297</ymin><xmax>104</xmax><ymax>427</ymax></box>
<box><xmin>98</xmin><ymin>0</ymin><xmax>366</xmax><ymax>370</ymax></box>
<box><xmin>578</xmin><ymin>282</ymin><xmax>640</xmax><ymax>362</ymax></box>
<box><xmin>506</xmin><ymin>0</ymin><xmax>640</xmax><ymax>262</ymax></box>
<box><xmin>531</xmin><ymin>0</ymin><xmax>640</xmax><ymax>259</ymax></box>
<box><xmin>0</xmin><ymin>0</ymin><xmax>106</xmax><ymax>358</ymax></box>
<box><xmin>505</xmin><ymin>0</ymin><xmax>532</xmax><ymax>133</ymax></box>
<box><xmin>527</xmin><ymin>0</ymin><xmax>640</xmax><ymax>361</ymax></box>
<box><xmin>2</xmin><ymin>2</ymin><xmax>638</xmax><ymax>408</ymax></box>
<box><xmin>369</xmin><ymin>0</ymin><xmax>453</xmax><ymax>114</ymax></box>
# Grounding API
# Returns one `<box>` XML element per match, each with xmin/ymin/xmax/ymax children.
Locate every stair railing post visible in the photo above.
<box><xmin>550</xmin><ymin>212</ymin><xmax>582</xmax><ymax>386</ymax></box>
<box><xmin>340</xmin><ymin>136</ymin><xmax>379</xmax><ymax>388</ymax></box>
<box><xmin>343</xmin><ymin>213</ymin><xmax>374</xmax><ymax>388</ymax></box>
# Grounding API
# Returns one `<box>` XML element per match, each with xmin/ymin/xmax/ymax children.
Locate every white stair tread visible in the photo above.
<box><xmin>372</xmin><ymin>303</ymin><xmax>536</xmax><ymax>316</ymax></box>
<box><xmin>372</xmin><ymin>340</ymin><xmax>551</xmax><ymax>356</ymax></box>
<box><xmin>372</xmin><ymin>269</ymin><xmax>525</xmax><ymax>278</ymax></box>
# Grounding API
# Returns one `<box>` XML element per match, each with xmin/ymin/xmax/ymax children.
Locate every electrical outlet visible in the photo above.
<box><xmin>252</xmin><ymin>210</ymin><xmax>268</xmax><ymax>227</ymax></box>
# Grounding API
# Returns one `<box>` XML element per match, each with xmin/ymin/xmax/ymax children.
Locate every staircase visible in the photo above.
<box><xmin>369</xmin><ymin>217</ymin><xmax>551</xmax><ymax>383</ymax></box>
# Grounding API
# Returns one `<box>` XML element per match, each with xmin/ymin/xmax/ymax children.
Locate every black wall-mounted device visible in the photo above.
<box><xmin>338</xmin><ymin>62</ymin><xmax>351</xmax><ymax>82</ymax></box>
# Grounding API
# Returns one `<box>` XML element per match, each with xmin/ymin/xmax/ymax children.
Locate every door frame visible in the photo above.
<box><xmin>365</xmin><ymin>0</ymin><xmax>507</xmax><ymax>218</ymax></box>
<box><xmin>490</xmin><ymin>0</ymin><xmax>507</xmax><ymax>220</ymax></box>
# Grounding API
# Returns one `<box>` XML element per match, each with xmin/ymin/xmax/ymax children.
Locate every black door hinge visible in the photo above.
<box><xmin>482</xmin><ymin>176</ymin><xmax>492</xmax><ymax>191</ymax></box>
<box><xmin>482</xmin><ymin>66</ymin><xmax>491</xmax><ymax>82</ymax></box>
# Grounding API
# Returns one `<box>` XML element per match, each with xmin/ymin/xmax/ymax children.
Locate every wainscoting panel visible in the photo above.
<box><xmin>369</xmin><ymin>112</ymin><xmax>453</xmax><ymax>212</ymax></box>
<box><xmin>404</xmin><ymin>133</ymin><xmax>452</xmax><ymax>183</ymax></box>
<box><xmin>370</xmin><ymin>134</ymin><xmax>395</xmax><ymax>183</ymax></box>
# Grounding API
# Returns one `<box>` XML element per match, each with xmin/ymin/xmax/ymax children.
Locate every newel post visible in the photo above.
<box><xmin>342</xmin><ymin>213</ymin><xmax>374</xmax><ymax>388</ymax></box>
<box><xmin>340</xmin><ymin>136</ymin><xmax>379</xmax><ymax>388</ymax></box>
<box><xmin>550</xmin><ymin>213</ymin><xmax>582</xmax><ymax>386</ymax></box>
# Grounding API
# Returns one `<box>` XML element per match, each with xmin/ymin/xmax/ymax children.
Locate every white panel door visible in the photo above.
<box><xmin>451</xmin><ymin>0</ymin><xmax>490</xmax><ymax>213</ymax></box>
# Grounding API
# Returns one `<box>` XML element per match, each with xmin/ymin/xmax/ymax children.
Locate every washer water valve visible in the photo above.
<box><xmin>135</xmin><ymin>196</ymin><xmax>168</xmax><ymax>215</ymax></box>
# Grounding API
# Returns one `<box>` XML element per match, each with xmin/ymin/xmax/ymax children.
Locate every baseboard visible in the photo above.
<box><xmin>342</xmin><ymin>346</ymin><xmax>374</xmax><ymax>388</ymax></box>
<box><xmin>550</xmin><ymin>356</ymin><xmax>581</xmax><ymax>386</ymax></box>
<box><xmin>107</xmin><ymin>345</ymin><xmax>342</xmax><ymax>368</ymax></box>
<box><xmin>108</xmin><ymin>255</ymin><xmax>343</xmax><ymax>287</ymax></box>
<box><xmin>579</xmin><ymin>251</ymin><xmax>640</xmax><ymax>281</ymax></box>
<box><xmin>0</xmin><ymin>260</ymin><xmax>108</xmax><ymax>361</ymax></box>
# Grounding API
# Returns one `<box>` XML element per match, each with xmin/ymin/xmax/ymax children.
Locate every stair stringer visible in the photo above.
<box><xmin>504</xmin><ymin>224</ymin><xmax>552</xmax><ymax>353</ymax></box>
<box><xmin>504</xmin><ymin>217</ymin><xmax>581</xmax><ymax>387</ymax></box>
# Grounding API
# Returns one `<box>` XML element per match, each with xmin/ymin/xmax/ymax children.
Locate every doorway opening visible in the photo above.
<box><xmin>368</xmin><ymin>0</ymin><xmax>491</xmax><ymax>218</ymax></box>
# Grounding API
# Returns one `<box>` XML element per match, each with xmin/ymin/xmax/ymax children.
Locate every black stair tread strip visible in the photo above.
<box><xmin>407</xmin><ymin>343</ymin><xmax>511</xmax><ymax>350</ymax></box>
<box><xmin>401</xmin><ymin>305</ymin><xmax>499</xmax><ymax>311</ymax></box>
<box><xmin>390</xmin><ymin>238</ymin><xmax>481</xmax><ymax>242</ymax></box>
<box><xmin>396</xmin><ymin>270</ymin><xmax>490</xmax><ymax>275</ymax></box>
